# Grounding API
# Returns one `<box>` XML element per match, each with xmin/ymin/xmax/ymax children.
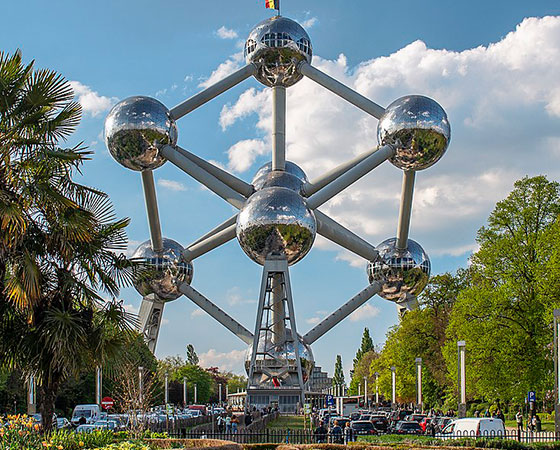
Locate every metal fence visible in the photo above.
<box><xmin>154</xmin><ymin>429</ymin><xmax>560</xmax><ymax>445</ymax></box>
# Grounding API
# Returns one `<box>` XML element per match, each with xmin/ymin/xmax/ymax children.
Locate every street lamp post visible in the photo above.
<box><xmin>164</xmin><ymin>372</ymin><xmax>169</xmax><ymax>405</ymax></box>
<box><xmin>194</xmin><ymin>383</ymin><xmax>198</xmax><ymax>404</ymax></box>
<box><xmin>138</xmin><ymin>366</ymin><xmax>144</xmax><ymax>405</ymax></box>
<box><xmin>96</xmin><ymin>366</ymin><xmax>102</xmax><ymax>406</ymax></box>
<box><xmin>364</xmin><ymin>376</ymin><xmax>368</xmax><ymax>409</ymax></box>
<box><xmin>183</xmin><ymin>377</ymin><xmax>187</xmax><ymax>407</ymax></box>
<box><xmin>554</xmin><ymin>310</ymin><xmax>560</xmax><ymax>433</ymax></box>
<box><xmin>457</xmin><ymin>341</ymin><xmax>467</xmax><ymax>418</ymax></box>
<box><xmin>27</xmin><ymin>375</ymin><xmax>36</xmax><ymax>415</ymax></box>
<box><xmin>219</xmin><ymin>383</ymin><xmax>222</xmax><ymax>404</ymax></box>
<box><xmin>415</xmin><ymin>358</ymin><xmax>422</xmax><ymax>412</ymax></box>
<box><xmin>391</xmin><ymin>366</ymin><xmax>396</xmax><ymax>409</ymax></box>
<box><xmin>374</xmin><ymin>372</ymin><xmax>379</xmax><ymax>405</ymax></box>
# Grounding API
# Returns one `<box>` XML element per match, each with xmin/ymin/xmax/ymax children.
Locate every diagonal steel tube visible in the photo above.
<box><xmin>302</xmin><ymin>282</ymin><xmax>382</xmax><ymax>345</ymax></box>
<box><xmin>175</xmin><ymin>146</ymin><xmax>254</xmax><ymax>197</ymax></box>
<box><xmin>182</xmin><ymin>223</ymin><xmax>237</xmax><ymax>261</ymax></box>
<box><xmin>298</xmin><ymin>61</ymin><xmax>385</xmax><ymax>119</ymax></box>
<box><xmin>170</xmin><ymin>64</ymin><xmax>256</xmax><ymax>120</ymax></box>
<box><xmin>190</xmin><ymin>214</ymin><xmax>238</xmax><ymax>247</ymax></box>
<box><xmin>315</xmin><ymin>210</ymin><xmax>379</xmax><ymax>262</ymax></box>
<box><xmin>396</xmin><ymin>170</ymin><xmax>416</xmax><ymax>250</ymax></box>
<box><xmin>140</xmin><ymin>170</ymin><xmax>163</xmax><ymax>253</ymax></box>
<box><xmin>302</xmin><ymin>146</ymin><xmax>379</xmax><ymax>197</ymax></box>
<box><xmin>160</xmin><ymin>145</ymin><xmax>246</xmax><ymax>209</ymax></box>
<box><xmin>178</xmin><ymin>283</ymin><xmax>254</xmax><ymax>345</ymax></box>
<box><xmin>306</xmin><ymin>144</ymin><xmax>395</xmax><ymax>209</ymax></box>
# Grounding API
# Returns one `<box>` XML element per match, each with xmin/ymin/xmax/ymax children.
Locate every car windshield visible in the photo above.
<box><xmin>352</xmin><ymin>422</ymin><xmax>373</xmax><ymax>430</ymax></box>
<box><xmin>73</xmin><ymin>411</ymin><xmax>91</xmax><ymax>418</ymax></box>
<box><xmin>402</xmin><ymin>422</ymin><xmax>420</xmax><ymax>429</ymax></box>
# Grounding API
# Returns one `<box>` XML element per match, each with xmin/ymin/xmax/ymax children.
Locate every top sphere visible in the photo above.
<box><xmin>252</xmin><ymin>161</ymin><xmax>308</xmax><ymax>192</ymax></box>
<box><xmin>105</xmin><ymin>96</ymin><xmax>178</xmax><ymax>171</ymax></box>
<box><xmin>377</xmin><ymin>95</ymin><xmax>450</xmax><ymax>171</ymax></box>
<box><xmin>245</xmin><ymin>16</ymin><xmax>312</xmax><ymax>87</ymax></box>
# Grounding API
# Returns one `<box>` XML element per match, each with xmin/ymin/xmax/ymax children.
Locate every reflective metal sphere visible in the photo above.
<box><xmin>245</xmin><ymin>16</ymin><xmax>312</xmax><ymax>87</ymax></box>
<box><xmin>252</xmin><ymin>161</ymin><xmax>308</xmax><ymax>192</ymax></box>
<box><xmin>105</xmin><ymin>96</ymin><xmax>178</xmax><ymax>171</ymax></box>
<box><xmin>396</xmin><ymin>297</ymin><xmax>419</xmax><ymax>317</ymax></box>
<box><xmin>245</xmin><ymin>330</ymin><xmax>314</xmax><ymax>386</ymax></box>
<box><xmin>237</xmin><ymin>187</ymin><xmax>316</xmax><ymax>265</ymax></box>
<box><xmin>367</xmin><ymin>237</ymin><xmax>430</xmax><ymax>302</ymax></box>
<box><xmin>377</xmin><ymin>95</ymin><xmax>450</xmax><ymax>171</ymax></box>
<box><xmin>131</xmin><ymin>238</ymin><xmax>193</xmax><ymax>301</ymax></box>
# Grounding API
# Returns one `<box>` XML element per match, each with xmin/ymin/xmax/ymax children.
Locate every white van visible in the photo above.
<box><xmin>439</xmin><ymin>418</ymin><xmax>505</xmax><ymax>438</ymax></box>
<box><xmin>71</xmin><ymin>404</ymin><xmax>101</xmax><ymax>426</ymax></box>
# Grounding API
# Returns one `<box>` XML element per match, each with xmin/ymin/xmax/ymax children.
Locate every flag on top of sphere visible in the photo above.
<box><xmin>265</xmin><ymin>0</ymin><xmax>279</xmax><ymax>10</ymax></box>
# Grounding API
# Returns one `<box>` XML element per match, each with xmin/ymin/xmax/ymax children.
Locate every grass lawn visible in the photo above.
<box><xmin>504</xmin><ymin>419</ymin><xmax>555</xmax><ymax>432</ymax></box>
<box><xmin>266</xmin><ymin>415</ymin><xmax>305</xmax><ymax>429</ymax></box>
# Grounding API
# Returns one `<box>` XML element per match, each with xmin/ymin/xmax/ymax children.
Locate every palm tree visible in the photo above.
<box><xmin>0</xmin><ymin>50</ymin><xmax>135</xmax><ymax>432</ymax></box>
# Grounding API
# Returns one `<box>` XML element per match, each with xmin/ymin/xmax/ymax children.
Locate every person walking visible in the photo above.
<box><xmin>344</xmin><ymin>421</ymin><xmax>354</xmax><ymax>444</ymax></box>
<box><xmin>329</xmin><ymin>420</ymin><xmax>343</xmax><ymax>444</ymax></box>
<box><xmin>225</xmin><ymin>414</ymin><xmax>232</xmax><ymax>433</ymax></box>
<box><xmin>217</xmin><ymin>414</ymin><xmax>225</xmax><ymax>433</ymax></box>
<box><xmin>231</xmin><ymin>415</ymin><xmax>239</xmax><ymax>434</ymax></box>
<box><xmin>515</xmin><ymin>410</ymin><xmax>523</xmax><ymax>434</ymax></box>
<box><xmin>314</xmin><ymin>421</ymin><xmax>328</xmax><ymax>443</ymax></box>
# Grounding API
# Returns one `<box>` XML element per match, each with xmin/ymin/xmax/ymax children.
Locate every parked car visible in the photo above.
<box><xmin>75</xmin><ymin>424</ymin><xmax>97</xmax><ymax>433</ymax></box>
<box><xmin>329</xmin><ymin>416</ymin><xmax>351</xmax><ymax>429</ymax></box>
<box><xmin>438</xmin><ymin>418</ymin><xmax>505</xmax><ymax>439</ymax></box>
<box><xmin>419</xmin><ymin>416</ymin><xmax>432</xmax><ymax>432</ymax></box>
<box><xmin>393</xmin><ymin>421</ymin><xmax>423</xmax><ymax>435</ymax></box>
<box><xmin>433</xmin><ymin>417</ymin><xmax>454</xmax><ymax>432</ymax></box>
<box><xmin>405</xmin><ymin>414</ymin><xmax>427</xmax><ymax>423</ymax></box>
<box><xmin>351</xmin><ymin>420</ymin><xmax>378</xmax><ymax>435</ymax></box>
<box><xmin>71</xmin><ymin>404</ymin><xmax>101</xmax><ymax>426</ymax></box>
<box><xmin>369</xmin><ymin>415</ymin><xmax>389</xmax><ymax>432</ymax></box>
<box><xmin>56</xmin><ymin>417</ymin><xmax>72</xmax><ymax>430</ymax></box>
<box><xmin>92</xmin><ymin>420</ymin><xmax>118</xmax><ymax>430</ymax></box>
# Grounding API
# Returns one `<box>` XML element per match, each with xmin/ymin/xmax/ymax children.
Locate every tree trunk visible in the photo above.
<box><xmin>39</xmin><ymin>378</ymin><xmax>59</xmax><ymax>433</ymax></box>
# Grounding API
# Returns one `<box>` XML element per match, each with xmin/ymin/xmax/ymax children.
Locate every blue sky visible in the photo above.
<box><xmin>3</xmin><ymin>1</ymin><xmax>560</xmax><ymax>379</ymax></box>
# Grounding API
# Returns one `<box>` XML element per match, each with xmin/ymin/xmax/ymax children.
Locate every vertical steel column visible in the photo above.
<box><xmin>415</xmin><ymin>358</ymin><xmax>422</xmax><ymax>411</ymax></box>
<box><xmin>95</xmin><ymin>366</ymin><xmax>102</xmax><ymax>406</ymax></box>
<box><xmin>183</xmin><ymin>377</ymin><xmax>187</xmax><ymax>406</ymax></box>
<box><xmin>219</xmin><ymin>383</ymin><xmax>222</xmax><ymax>404</ymax></box>
<box><xmin>27</xmin><ymin>375</ymin><xmax>36</xmax><ymax>415</ymax></box>
<box><xmin>457</xmin><ymin>341</ymin><xmax>467</xmax><ymax>418</ymax></box>
<box><xmin>194</xmin><ymin>384</ymin><xmax>198</xmax><ymax>404</ymax></box>
<box><xmin>391</xmin><ymin>366</ymin><xmax>396</xmax><ymax>408</ymax></box>
<box><xmin>141</xmin><ymin>170</ymin><xmax>163</xmax><ymax>253</ymax></box>
<box><xmin>396</xmin><ymin>171</ymin><xmax>416</xmax><ymax>250</ymax></box>
<box><xmin>164</xmin><ymin>373</ymin><xmax>169</xmax><ymax>405</ymax></box>
<box><xmin>364</xmin><ymin>377</ymin><xmax>368</xmax><ymax>409</ymax></box>
<box><xmin>272</xmin><ymin>86</ymin><xmax>286</xmax><ymax>171</ymax></box>
<box><xmin>271</xmin><ymin>274</ymin><xmax>286</xmax><ymax>345</ymax></box>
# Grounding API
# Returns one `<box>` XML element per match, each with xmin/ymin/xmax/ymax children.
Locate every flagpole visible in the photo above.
<box><xmin>277</xmin><ymin>0</ymin><xmax>280</xmax><ymax>16</ymax></box>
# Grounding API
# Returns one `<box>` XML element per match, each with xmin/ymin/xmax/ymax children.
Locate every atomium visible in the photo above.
<box><xmin>105</xmin><ymin>96</ymin><xmax>178</xmax><ymax>171</ymax></box>
<box><xmin>105</xmin><ymin>13</ymin><xmax>452</xmax><ymax>405</ymax></box>
<box><xmin>245</xmin><ymin>16</ymin><xmax>312</xmax><ymax>87</ymax></box>
<box><xmin>367</xmin><ymin>237</ymin><xmax>431</xmax><ymax>302</ymax></box>
<box><xmin>237</xmin><ymin>186</ymin><xmax>316</xmax><ymax>265</ymax></box>
<box><xmin>131</xmin><ymin>238</ymin><xmax>193</xmax><ymax>301</ymax></box>
<box><xmin>377</xmin><ymin>95</ymin><xmax>450</xmax><ymax>171</ymax></box>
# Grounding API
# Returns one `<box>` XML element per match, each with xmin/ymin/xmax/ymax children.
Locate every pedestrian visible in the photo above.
<box><xmin>497</xmin><ymin>410</ymin><xmax>505</xmax><ymax>423</ymax></box>
<box><xmin>329</xmin><ymin>420</ymin><xmax>343</xmax><ymax>444</ymax></box>
<box><xmin>314</xmin><ymin>421</ymin><xmax>328</xmax><ymax>443</ymax></box>
<box><xmin>217</xmin><ymin>414</ymin><xmax>224</xmax><ymax>433</ymax></box>
<box><xmin>531</xmin><ymin>415</ymin><xmax>537</xmax><ymax>433</ymax></box>
<box><xmin>225</xmin><ymin>414</ymin><xmax>232</xmax><ymax>433</ymax></box>
<box><xmin>231</xmin><ymin>415</ymin><xmax>239</xmax><ymax>434</ymax></box>
<box><xmin>515</xmin><ymin>410</ymin><xmax>523</xmax><ymax>433</ymax></box>
<box><xmin>426</xmin><ymin>420</ymin><xmax>435</xmax><ymax>437</ymax></box>
<box><xmin>344</xmin><ymin>421</ymin><xmax>354</xmax><ymax>444</ymax></box>
<box><xmin>244</xmin><ymin>411</ymin><xmax>252</xmax><ymax>428</ymax></box>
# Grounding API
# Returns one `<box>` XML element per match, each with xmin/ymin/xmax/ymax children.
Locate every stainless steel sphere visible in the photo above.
<box><xmin>245</xmin><ymin>16</ymin><xmax>312</xmax><ymax>87</ymax></box>
<box><xmin>237</xmin><ymin>186</ymin><xmax>316</xmax><ymax>265</ymax></box>
<box><xmin>252</xmin><ymin>161</ymin><xmax>308</xmax><ymax>192</ymax></box>
<box><xmin>245</xmin><ymin>330</ymin><xmax>315</xmax><ymax>385</ymax></box>
<box><xmin>367</xmin><ymin>237</ymin><xmax>430</xmax><ymax>302</ymax></box>
<box><xmin>377</xmin><ymin>95</ymin><xmax>450</xmax><ymax>171</ymax></box>
<box><xmin>105</xmin><ymin>96</ymin><xmax>178</xmax><ymax>171</ymax></box>
<box><xmin>131</xmin><ymin>238</ymin><xmax>193</xmax><ymax>301</ymax></box>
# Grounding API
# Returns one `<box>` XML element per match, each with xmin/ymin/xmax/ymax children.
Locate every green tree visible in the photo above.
<box><xmin>186</xmin><ymin>344</ymin><xmax>199</xmax><ymax>365</ymax></box>
<box><xmin>157</xmin><ymin>356</ymin><xmax>213</xmax><ymax>404</ymax></box>
<box><xmin>444</xmin><ymin>176</ymin><xmax>560</xmax><ymax>403</ymax></box>
<box><xmin>0</xmin><ymin>51</ymin><xmax>134</xmax><ymax>431</ymax></box>
<box><xmin>332</xmin><ymin>355</ymin><xmax>345</xmax><ymax>388</ymax></box>
<box><xmin>349</xmin><ymin>328</ymin><xmax>376</xmax><ymax>395</ymax></box>
<box><xmin>348</xmin><ymin>350</ymin><xmax>377</xmax><ymax>396</ymax></box>
<box><xmin>353</xmin><ymin>328</ymin><xmax>374</xmax><ymax>369</ymax></box>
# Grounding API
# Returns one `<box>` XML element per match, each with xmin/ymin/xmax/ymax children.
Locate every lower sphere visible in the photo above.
<box><xmin>367</xmin><ymin>237</ymin><xmax>430</xmax><ymax>302</ymax></box>
<box><xmin>131</xmin><ymin>238</ymin><xmax>193</xmax><ymax>301</ymax></box>
<box><xmin>236</xmin><ymin>187</ymin><xmax>316</xmax><ymax>265</ymax></box>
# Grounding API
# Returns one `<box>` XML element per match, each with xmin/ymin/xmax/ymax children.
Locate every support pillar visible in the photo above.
<box><xmin>415</xmin><ymin>358</ymin><xmax>422</xmax><ymax>412</ymax></box>
<box><xmin>457</xmin><ymin>341</ymin><xmax>467</xmax><ymax>418</ymax></box>
<box><xmin>138</xmin><ymin>295</ymin><xmax>165</xmax><ymax>353</ymax></box>
<box><xmin>374</xmin><ymin>372</ymin><xmax>379</xmax><ymax>405</ymax></box>
<box><xmin>27</xmin><ymin>375</ymin><xmax>36</xmax><ymax>415</ymax></box>
<box><xmin>391</xmin><ymin>366</ymin><xmax>396</xmax><ymax>409</ymax></box>
<box><xmin>95</xmin><ymin>366</ymin><xmax>102</xmax><ymax>406</ymax></box>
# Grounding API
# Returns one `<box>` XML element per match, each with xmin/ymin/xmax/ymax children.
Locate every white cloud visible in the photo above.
<box><xmin>125</xmin><ymin>239</ymin><xmax>143</xmax><ymax>257</ymax></box>
<box><xmin>216</xmin><ymin>16</ymin><xmax>560</xmax><ymax>261</ymax></box>
<box><xmin>191</xmin><ymin>308</ymin><xmax>205</xmax><ymax>318</ymax></box>
<box><xmin>301</xmin><ymin>17</ymin><xmax>318</xmax><ymax>29</ymax></box>
<box><xmin>70</xmin><ymin>81</ymin><xmax>117</xmax><ymax>117</ymax></box>
<box><xmin>199</xmin><ymin>52</ymin><xmax>244</xmax><ymax>89</ymax></box>
<box><xmin>198</xmin><ymin>348</ymin><xmax>246</xmax><ymax>374</ymax></box>
<box><xmin>226</xmin><ymin>286</ymin><xmax>256</xmax><ymax>306</ymax></box>
<box><xmin>123</xmin><ymin>303</ymin><xmax>139</xmax><ymax>315</ymax></box>
<box><xmin>216</xmin><ymin>26</ymin><xmax>238</xmax><ymax>40</ymax></box>
<box><xmin>306</xmin><ymin>317</ymin><xmax>321</xmax><ymax>325</ymax></box>
<box><xmin>157</xmin><ymin>178</ymin><xmax>188</xmax><ymax>192</ymax></box>
<box><xmin>349</xmin><ymin>303</ymin><xmax>380</xmax><ymax>322</ymax></box>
